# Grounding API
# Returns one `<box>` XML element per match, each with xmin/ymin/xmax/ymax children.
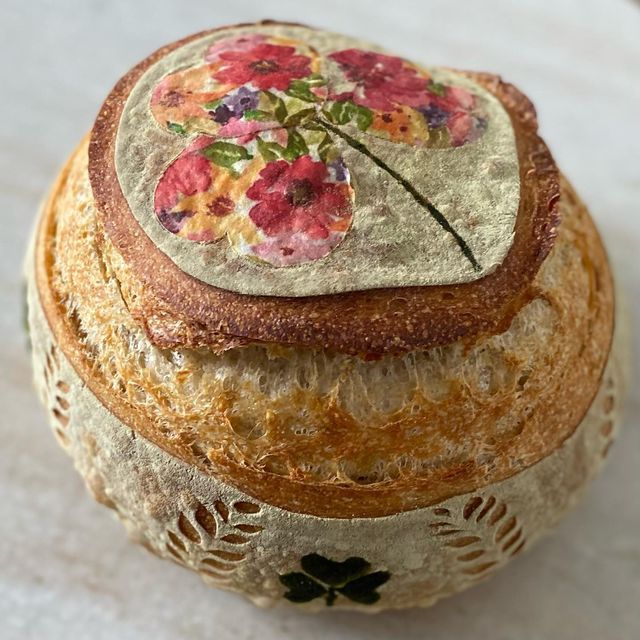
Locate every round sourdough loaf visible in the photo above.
<box><xmin>27</xmin><ymin>21</ymin><xmax>622</xmax><ymax>611</ymax></box>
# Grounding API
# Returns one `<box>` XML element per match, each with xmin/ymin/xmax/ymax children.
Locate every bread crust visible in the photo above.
<box><xmin>89</xmin><ymin>23</ymin><xmax>559</xmax><ymax>356</ymax></box>
<box><xmin>26</xmin><ymin>260</ymin><xmax>624</xmax><ymax>609</ymax></box>
<box><xmin>36</xmin><ymin>139</ymin><xmax>614</xmax><ymax>518</ymax></box>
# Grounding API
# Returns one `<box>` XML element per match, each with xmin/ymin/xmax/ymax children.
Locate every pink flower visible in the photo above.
<box><xmin>154</xmin><ymin>136</ymin><xmax>215</xmax><ymax>234</ymax></box>
<box><xmin>425</xmin><ymin>85</ymin><xmax>484</xmax><ymax>146</ymax></box>
<box><xmin>205</xmin><ymin>34</ymin><xmax>267</xmax><ymax>62</ymax></box>
<box><xmin>154</xmin><ymin>136</ymin><xmax>213</xmax><ymax>213</ymax></box>
<box><xmin>328</xmin><ymin>49</ymin><xmax>431</xmax><ymax>111</ymax></box>
<box><xmin>247</xmin><ymin>156</ymin><xmax>351</xmax><ymax>239</ymax></box>
<box><xmin>214</xmin><ymin>43</ymin><xmax>312</xmax><ymax>91</ymax></box>
<box><xmin>217</xmin><ymin>117</ymin><xmax>267</xmax><ymax>138</ymax></box>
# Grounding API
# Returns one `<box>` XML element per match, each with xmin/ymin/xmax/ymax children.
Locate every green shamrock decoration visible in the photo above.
<box><xmin>279</xmin><ymin>553</ymin><xmax>391</xmax><ymax>606</ymax></box>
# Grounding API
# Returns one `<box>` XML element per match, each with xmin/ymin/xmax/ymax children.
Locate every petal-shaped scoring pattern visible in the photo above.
<box><xmin>151</xmin><ymin>34</ymin><xmax>327</xmax><ymax>139</ymax></box>
<box><xmin>325</xmin><ymin>49</ymin><xmax>487</xmax><ymax>147</ymax></box>
<box><xmin>154</xmin><ymin>130</ymin><xmax>354</xmax><ymax>267</ymax></box>
<box><xmin>149</xmin><ymin>34</ymin><xmax>488</xmax><ymax>267</ymax></box>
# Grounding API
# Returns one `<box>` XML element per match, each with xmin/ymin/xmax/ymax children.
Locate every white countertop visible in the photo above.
<box><xmin>1</xmin><ymin>1</ymin><xmax>639</xmax><ymax>638</ymax></box>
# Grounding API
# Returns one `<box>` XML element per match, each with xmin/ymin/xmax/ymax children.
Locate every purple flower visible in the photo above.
<box><xmin>329</xmin><ymin>158</ymin><xmax>348</xmax><ymax>182</ymax></box>
<box><xmin>212</xmin><ymin>103</ymin><xmax>233</xmax><ymax>124</ymax></box>
<box><xmin>211</xmin><ymin>86</ymin><xmax>260</xmax><ymax>124</ymax></box>
<box><xmin>420</xmin><ymin>104</ymin><xmax>449</xmax><ymax>129</ymax></box>
<box><xmin>157</xmin><ymin>210</ymin><xmax>194</xmax><ymax>233</ymax></box>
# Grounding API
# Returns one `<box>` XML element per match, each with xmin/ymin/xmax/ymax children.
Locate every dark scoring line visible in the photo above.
<box><xmin>316</xmin><ymin>117</ymin><xmax>481</xmax><ymax>272</ymax></box>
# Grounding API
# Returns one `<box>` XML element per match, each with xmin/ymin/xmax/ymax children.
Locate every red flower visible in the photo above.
<box><xmin>214</xmin><ymin>43</ymin><xmax>312</xmax><ymax>91</ymax></box>
<box><xmin>247</xmin><ymin>156</ymin><xmax>351</xmax><ymax>239</ymax></box>
<box><xmin>154</xmin><ymin>137</ymin><xmax>213</xmax><ymax>213</ymax></box>
<box><xmin>328</xmin><ymin>49</ymin><xmax>431</xmax><ymax>111</ymax></box>
<box><xmin>206</xmin><ymin>195</ymin><xmax>235</xmax><ymax>217</ymax></box>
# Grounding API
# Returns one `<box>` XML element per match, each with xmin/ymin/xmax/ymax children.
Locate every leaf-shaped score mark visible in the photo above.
<box><xmin>279</xmin><ymin>572</ymin><xmax>328</xmax><ymax>603</ymax></box>
<box><xmin>150</xmin><ymin>34</ymin><xmax>489</xmax><ymax>269</ymax></box>
<box><xmin>279</xmin><ymin>553</ymin><xmax>391</xmax><ymax>607</ymax></box>
<box><xmin>301</xmin><ymin>553</ymin><xmax>369</xmax><ymax>586</ymax></box>
<box><xmin>154</xmin><ymin>131</ymin><xmax>353</xmax><ymax>267</ymax></box>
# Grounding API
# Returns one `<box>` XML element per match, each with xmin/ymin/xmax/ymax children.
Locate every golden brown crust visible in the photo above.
<box><xmin>89</xmin><ymin>22</ymin><xmax>560</xmax><ymax>356</ymax></box>
<box><xmin>37</xmin><ymin>138</ymin><xmax>613</xmax><ymax>518</ymax></box>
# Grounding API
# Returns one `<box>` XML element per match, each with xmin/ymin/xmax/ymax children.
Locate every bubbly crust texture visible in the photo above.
<box><xmin>38</xmin><ymin>137</ymin><xmax>613</xmax><ymax>518</ymax></box>
<box><xmin>89</xmin><ymin>22</ymin><xmax>560</xmax><ymax>356</ymax></box>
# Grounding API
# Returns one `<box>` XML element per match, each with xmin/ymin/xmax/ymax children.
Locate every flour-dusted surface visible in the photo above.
<box><xmin>1</xmin><ymin>1</ymin><xmax>639</xmax><ymax>639</ymax></box>
<box><xmin>23</xmin><ymin>250</ymin><xmax>626</xmax><ymax>611</ymax></box>
<box><xmin>114</xmin><ymin>24</ymin><xmax>520</xmax><ymax>295</ymax></box>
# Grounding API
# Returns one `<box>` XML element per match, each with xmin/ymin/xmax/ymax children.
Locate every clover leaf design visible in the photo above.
<box><xmin>150</xmin><ymin>33</ymin><xmax>488</xmax><ymax>267</ymax></box>
<box><xmin>279</xmin><ymin>553</ymin><xmax>391</xmax><ymax>607</ymax></box>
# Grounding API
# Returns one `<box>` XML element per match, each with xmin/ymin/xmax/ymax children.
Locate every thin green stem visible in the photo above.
<box><xmin>315</xmin><ymin>117</ymin><xmax>481</xmax><ymax>272</ymax></box>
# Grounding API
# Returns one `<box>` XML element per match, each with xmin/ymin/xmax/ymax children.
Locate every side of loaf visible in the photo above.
<box><xmin>38</xmin><ymin>139</ymin><xmax>614</xmax><ymax>518</ymax></box>
<box><xmin>27</xmin><ymin>237</ymin><xmax>623</xmax><ymax>610</ymax></box>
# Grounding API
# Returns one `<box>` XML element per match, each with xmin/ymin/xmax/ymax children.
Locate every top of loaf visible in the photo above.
<box><xmin>89</xmin><ymin>21</ymin><xmax>559</xmax><ymax>355</ymax></box>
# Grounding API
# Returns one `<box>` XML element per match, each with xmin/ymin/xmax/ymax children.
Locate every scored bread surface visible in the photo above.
<box><xmin>89</xmin><ymin>25</ymin><xmax>559</xmax><ymax>356</ymax></box>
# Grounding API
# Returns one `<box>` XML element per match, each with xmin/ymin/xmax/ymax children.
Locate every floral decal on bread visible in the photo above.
<box><xmin>151</xmin><ymin>34</ymin><xmax>487</xmax><ymax>267</ymax></box>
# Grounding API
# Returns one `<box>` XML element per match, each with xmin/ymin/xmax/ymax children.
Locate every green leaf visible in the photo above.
<box><xmin>166</xmin><ymin>122</ymin><xmax>187</xmax><ymax>135</ymax></box>
<box><xmin>243</xmin><ymin>109</ymin><xmax>274</xmax><ymax>121</ymax></box>
<box><xmin>337</xmin><ymin>571</ymin><xmax>391</xmax><ymax>605</ymax></box>
<box><xmin>256</xmin><ymin>137</ymin><xmax>282</xmax><ymax>162</ymax></box>
<box><xmin>306</xmin><ymin>73</ymin><xmax>328</xmax><ymax>87</ymax></box>
<box><xmin>285</xmin><ymin>80</ymin><xmax>321</xmax><ymax>103</ymax></box>
<box><xmin>274</xmin><ymin>97</ymin><xmax>288</xmax><ymax>123</ymax></box>
<box><xmin>317</xmin><ymin>133</ymin><xmax>334</xmax><ymax>163</ymax></box>
<box><xmin>282</xmin><ymin>130</ymin><xmax>309</xmax><ymax>161</ymax></box>
<box><xmin>327</xmin><ymin>100</ymin><xmax>356</xmax><ymax>125</ymax></box>
<box><xmin>263</xmin><ymin>91</ymin><xmax>279</xmax><ymax>104</ymax></box>
<box><xmin>353</xmin><ymin>105</ymin><xmax>373</xmax><ymax>132</ymax></box>
<box><xmin>300</xmin><ymin>120</ymin><xmax>324</xmax><ymax>132</ymax></box>
<box><xmin>429</xmin><ymin>81</ymin><xmax>446</xmax><ymax>97</ymax></box>
<box><xmin>283</xmin><ymin>108</ymin><xmax>316</xmax><ymax>127</ymax></box>
<box><xmin>203</xmin><ymin>99</ymin><xmax>222</xmax><ymax>110</ymax></box>
<box><xmin>201</xmin><ymin>141</ymin><xmax>253</xmax><ymax>169</ymax></box>
<box><xmin>323</xmin><ymin>101</ymin><xmax>372</xmax><ymax>131</ymax></box>
<box><xmin>426</xmin><ymin>126</ymin><xmax>453</xmax><ymax>149</ymax></box>
<box><xmin>279</xmin><ymin>572</ymin><xmax>327</xmax><ymax>603</ymax></box>
<box><xmin>300</xmin><ymin>554</ymin><xmax>370</xmax><ymax>587</ymax></box>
